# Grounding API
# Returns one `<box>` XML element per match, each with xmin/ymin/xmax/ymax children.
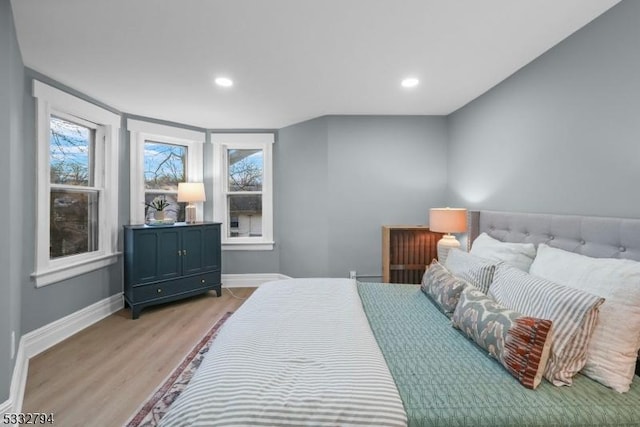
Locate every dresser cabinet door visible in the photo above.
<box><xmin>202</xmin><ymin>224</ymin><xmax>221</xmax><ymax>271</ymax></box>
<box><xmin>181</xmin><ymin>227</ymin><xmax>205</xmax><ymax>275</ymax></box>
<box><xmin>130</xmin><ymin>230</ymin><xmax>160</xmax><ymax>284</ymax></box>
<box><xmin>157</xmin><ymin>228</ymin><xmax>182</xmax><ymax>279</ymax></box>
<box><xmin>181</xmin><ymin>224</ymin><xmax>222</xmax><ymax>275</ymax></box>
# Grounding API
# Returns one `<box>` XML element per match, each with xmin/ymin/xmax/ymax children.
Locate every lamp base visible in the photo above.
<box><xmin>437</xmin><ymin>234</ymin><xmax>461</xmax><ymax>264</ymax></box>
<box><xmin>185</xmin><ymin>204</ymin><xmax>196</xmax><ymax>223</ymax></box>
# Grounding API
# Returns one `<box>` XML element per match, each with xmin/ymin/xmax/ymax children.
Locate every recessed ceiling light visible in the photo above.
<box><xmin>401</xmin><ymin>78</ymin><xmax>419</xmax><ymax>88</ymax></box>
<box><xmin>215</xmin><ymin>77</ymin><xmax>233</xmax><ymax>87</ymax></box>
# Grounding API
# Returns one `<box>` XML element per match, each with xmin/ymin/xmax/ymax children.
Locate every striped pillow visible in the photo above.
<box><xmin>489</xmin><ymin>264</ymin><xmax>604</xmax><ymax>386</ymax></box>
<box><xmin>452</xmin><ymin>286</ymin><xmax>553</xmax><ymax>389</ymax></box>
<box><xmin>444</xmin><ymin>249</ymin><xmax>496</xmax><ymax>294</ymax></box>
<box><xmin>530</xmin><ymin>244</ymin><xmax>640</xmax><ymax>392</ymax></box>
<box><xmin>421</xmin><ymin>259</ymin><xmax>470</xmax><ymax>317</ymax></box>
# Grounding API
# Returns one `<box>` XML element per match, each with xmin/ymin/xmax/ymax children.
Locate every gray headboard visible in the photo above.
<box><xmin>468</xmin><ymin>210</ymin><xmax>640</xmax><ymax>378</ymax></box>
<box><xmin>468</xmin><ymin>210</ymin><xmax>640</xmax><ymax>262</ymax></box>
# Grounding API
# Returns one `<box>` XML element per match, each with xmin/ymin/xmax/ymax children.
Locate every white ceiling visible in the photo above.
<box><xmin>11</xmin><ymin>0</ymin><xmax>620</xmax><ymax>129</ymax></box>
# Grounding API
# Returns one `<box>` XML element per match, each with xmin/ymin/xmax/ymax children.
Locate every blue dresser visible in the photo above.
<box><xmin>123</xmin><ymin>222</ymin><xmax>222</xmax><ymax>319</ymax></box>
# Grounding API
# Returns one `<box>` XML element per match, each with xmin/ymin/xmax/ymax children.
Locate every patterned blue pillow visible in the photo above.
<box><xmin>421</xmin><ymin>260</ymin><xmax>470</xmax><ymax>317</ymax></box>
<box><xmin>452</xmin><ymin>286</ymin><xmax>553</xmax><ymax>389</ymax></box>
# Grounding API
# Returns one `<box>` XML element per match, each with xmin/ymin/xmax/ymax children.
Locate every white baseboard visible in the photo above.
<box><xmin>7</xmin><ymin>337</ymin><xmax>28</xmax><ymax>415</ymax></box>
<box><xmin>222</xmin><ymin>273</ymin><xmax>291</xmax><ymax>288</ymax></box>
<box><xmin>22</xmin><ymin>293</ymin><xmax>123</xmax><ymax>359</ymax></box>
<box><xmin>5</xmin><ymin>293</ymin><xmax>124</xmax><ymax>413</ymax></box>
<box><xmin>0</xmin><ymin>398</ymin><xmax>11</xmax><ymax>415</ymax></box>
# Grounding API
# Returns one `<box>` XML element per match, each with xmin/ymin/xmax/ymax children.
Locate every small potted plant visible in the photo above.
<box><xmin>145</xmin><ymin>196</ymin><xmax>172</xmax><ymax>222</ymax></box>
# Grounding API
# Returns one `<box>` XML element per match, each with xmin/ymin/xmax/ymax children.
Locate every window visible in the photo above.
<box><xmin>212</xmin><ymin>133</ymin><xmax>274</xmax><ymax>250</ymax></box>
<box><xmin>33</xmin><ymin>81</ymin><xmax>120</xmax><ymax>287</ymax></box>
<box><xmin>128</xmin><ymin>120</ymin><xmax>204</xmax><ymax>224</ymax></box>
<box><xmin>228</xmin><ymin>148</ymin><xmax>263</xmax><ymax>237</ymax></box>
<box><xmin>49</xmin><ymin>114</ymin><xmax>99</xmax><ymax>259</ymax></box>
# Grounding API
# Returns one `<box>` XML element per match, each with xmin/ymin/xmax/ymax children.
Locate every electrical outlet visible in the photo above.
<box><xmin>11</xmin><ymin>331</ymin><xmax>15</xmax><ymax>360</ymax></box>
<box><xmin>349</xmin><ymin>270</ymin><xmax>357</xmax><ymax>279</ymax></box>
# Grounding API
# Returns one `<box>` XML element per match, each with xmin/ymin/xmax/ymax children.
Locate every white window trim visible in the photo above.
<box><xmin>212</xmin><ymin>133</ymin><xmax>274</xmax><ymax>251</ymax></box>
<box><xmin>128</xmin><ymin>119</ymin><xmax>205</xmax><ymax>224</ymax></box>
<box><xmin>32</xmin><ymin>80</ymin><xmax>120</xmax><ymax>287</ymax></box>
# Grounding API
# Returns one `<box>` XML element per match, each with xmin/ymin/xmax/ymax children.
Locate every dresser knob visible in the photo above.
<box><xmin>201</xmin><ymin>279</ymin><xmax>205</xmax><ymax>284</ymax></box>
<box><xmin>157</xmin><ymin>288</ymin><xmax>162</xmax><ymax>293</ymax></box>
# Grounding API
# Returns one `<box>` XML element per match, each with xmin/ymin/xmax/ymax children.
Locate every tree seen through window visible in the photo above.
<box><xmin>144</xmin><ymin>141</ymin><xmax>187</xmax><ymax>221</ymax></box>
<box><xmin>49</xmin><ymin>116</ymin><xmax>97</xmax><ymax>258</ymax></box>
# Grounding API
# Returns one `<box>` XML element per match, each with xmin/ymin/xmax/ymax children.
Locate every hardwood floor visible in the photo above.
<box><xmin>21</xmin><ymin>287</ymin><xmax>256</xmax><ymax>427</ymax></box>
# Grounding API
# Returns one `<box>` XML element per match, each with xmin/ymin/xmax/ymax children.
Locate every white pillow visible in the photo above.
<box><xmin>470</xmin><ymin>232</ymin><xmax>536</xmax><ymax>272</ymax></box>
<box><xmin>530</xmin><ymin>244</ymin><xmax>640</xmax><ymax>393</ymax></box>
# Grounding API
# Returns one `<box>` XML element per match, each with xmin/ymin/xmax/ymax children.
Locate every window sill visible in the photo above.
<box><xmin>222</xmin><ymin>241</ymin><xmax>275</xmax><ymax>251</ymax></box>
<box><xmin>32</xmin><ymin>252</ymin><xmax>121</xmax><ymax>287</ymax></box>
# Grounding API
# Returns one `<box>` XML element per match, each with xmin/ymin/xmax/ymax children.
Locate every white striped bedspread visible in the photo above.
<box><xmin>159</xmin><ymin>278</ymin><xmax>407</xmax><ymax>427</ymax></box>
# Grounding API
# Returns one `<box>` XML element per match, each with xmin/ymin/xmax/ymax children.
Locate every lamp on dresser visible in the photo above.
<box><xmin>178</xmin><ymin>182</ymin><xmax>206</xmax><ymax>223</ymax></box>
<box><xmin>429</xmin><ymin>207</ymin><xmax>468</xmax><ymax>264</ymax></box>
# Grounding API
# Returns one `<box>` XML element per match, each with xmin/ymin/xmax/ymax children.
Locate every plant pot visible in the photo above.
<box><xmin>155</xmin><ymin>211</ymin><xmax>165</xmax><ymax>221</ymax></box>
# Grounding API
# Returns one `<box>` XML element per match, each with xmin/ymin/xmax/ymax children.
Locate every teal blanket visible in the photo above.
<box><xmin>358</xmin><ymin>282</ymin><xmax>640</xmax><ymax>427</ymax></box>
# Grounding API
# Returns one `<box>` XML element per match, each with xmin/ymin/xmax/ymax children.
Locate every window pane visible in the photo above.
<box><xmin>228</xmin><ymin>149</ymin><xmax>263</xmax><ymax>192</ymax></box>
<box><xmin>144</xmin><ymin>141</ymin><xmax>186</xmax><ymax>191</ymax></box>
<box><xmin>228</xmin><ymin>195</ymin><xmax>262</xmax><ymax>237</ymax></box>
<box><xmin>144</xmin><ymin>192</ymin><xmax>185</xmax><ymax>222</ymax></box>
<box><xmin>50</xmin><ymin>116</ymin><xmax>94</xmax><ymax>186</ymax></box>
<box><xmin>50</xmin><ymin>189</ymin><xmax>98</xmax><ymax>259</ymax></box>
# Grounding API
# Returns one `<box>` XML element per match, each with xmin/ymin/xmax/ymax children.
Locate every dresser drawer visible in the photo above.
<box><xmin>132</xmin><ymin>271</ymin><xmax>221</xmax><ymax>302</ymax></box>
<box><xmin>181</xmin><ymin>271</ymin><xmax>221</xmax><ymax>292</ymax></box>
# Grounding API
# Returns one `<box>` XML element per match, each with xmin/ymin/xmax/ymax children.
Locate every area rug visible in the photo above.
<box><xmin>125</xmin><ymin>312</ymin><xmax>233</xmax><ymax>427</ymax></box>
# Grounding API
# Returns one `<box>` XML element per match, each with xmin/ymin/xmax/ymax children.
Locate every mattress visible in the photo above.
<box><xmin>358</xmin><ymin>282</ymin><xmax>640</xmax><ymax>427</ymax></box>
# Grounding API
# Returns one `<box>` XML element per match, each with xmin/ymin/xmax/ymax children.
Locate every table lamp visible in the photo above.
<box><xmin>178</xmin><ymin>182</ymin><xmax>206</xmax><ymax>223</ymax></box>
<box><xmin>429</xmin><ymin>207</ymin><xmax>468</xmax><ymax>264</ymax></box>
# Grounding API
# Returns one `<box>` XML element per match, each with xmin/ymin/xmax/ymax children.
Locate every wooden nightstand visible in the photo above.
<box><xmin>382</xmin><ymin>225</ymin><xmax>443</xmax><ymax>284</ymax></box>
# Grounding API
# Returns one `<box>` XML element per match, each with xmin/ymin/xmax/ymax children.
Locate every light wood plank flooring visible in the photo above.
<box><xmin>21</xmin><ymin>287</ymin><xmax>256</xmax><ymax>427</ymax></box>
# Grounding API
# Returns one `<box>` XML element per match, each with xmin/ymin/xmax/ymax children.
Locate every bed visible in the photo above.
<box><xmin>160</xmin><ymin>210</ymin><xmax>640</xmax><ymax>426</ymax></box>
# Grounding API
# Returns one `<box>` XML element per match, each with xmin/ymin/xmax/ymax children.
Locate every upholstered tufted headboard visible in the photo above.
<box><xmin>468</xmin><ymin>210</ymin><xmax>640</xmax><ymax>377</ymax></box>
<box><xmin>468</xmin><ymin>210</ymin><xmax>640</xmax><ymax>262</ymax></box>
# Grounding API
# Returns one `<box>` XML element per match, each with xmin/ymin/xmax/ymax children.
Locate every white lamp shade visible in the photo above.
<box><xmin>177</xmin><ymin>182</ymin><xmax>206</xmax><ymax>203</ymax></box>
<box><xmin>429</xmin><ymin>208</ymin><xmax>467</xmax><ymax>234</ymax></box>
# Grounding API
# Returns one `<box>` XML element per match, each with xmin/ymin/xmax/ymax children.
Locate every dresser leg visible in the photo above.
<box><xmin>131</xmin><ymin>306</ymin><xmax>141</xmax><ymax>319</ymax></box>
<box><xmin>215</xmin><ymin>287</ymin><xmax>222</xmax><ymax>297</ymax></box>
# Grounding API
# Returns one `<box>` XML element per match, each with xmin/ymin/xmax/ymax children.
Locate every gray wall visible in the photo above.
<box><xmin>0</xmin><ymin>0</ymin><xmax>24</xmax><ymax>402</ymax></box>
<box><xmin>447</xmin><ymin>0</ymin><xmax>640</xmax><ymax>219</ymax></box>
<box><xmin>276</xmin><ymin>116</ymin><xmax>448</xmax><ymax>279</ymax></box>
<box><xmin>275</xmin><ymin>117</ymin><xmax>329</xmax><ymax>277</ymax></box>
